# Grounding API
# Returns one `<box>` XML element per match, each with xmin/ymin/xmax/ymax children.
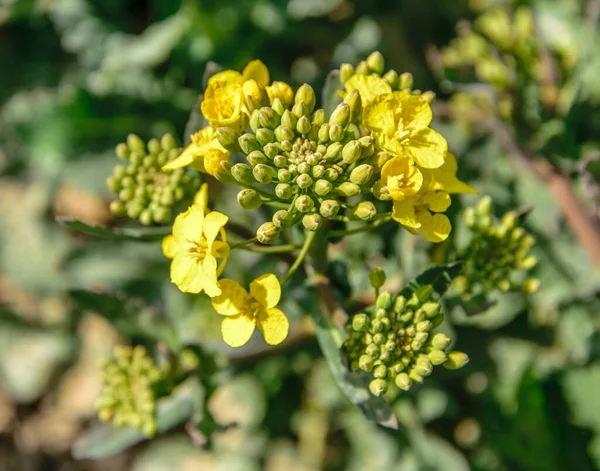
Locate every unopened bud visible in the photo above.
<box><xmin>320</xmin><ymin>200</ymin><xmax>340</xmax><ymax>218</ymax></box>
<box><xmin>444</xmin><ymin>351</ymin><xmax>469</xmax><ymax>370</ymax></box>
<box><xmin>342</xmin><ymin>141</ymin><xmax>362</xmax><ymax>164</ymax></box>
<box><xmin>318</xmin><ymin>123</ymin><xmax>330</xmax><ymax>143</ymax></box>
<box><xmin>383</xmin><ymin>69</ymin><xmax>399</xmax><ymax>89</ymax></box>
<box><xmin>358</xmin><ymin>354</ymin><xmax>374</xmax><ymax>372</ymax></box>
<box><xmin>231</xmin><ymin>163</ymin><xmax>256</xmax><ymax>185</ymax></box>
<box><xmin>237</xmin><ymin>189</ymin><xmax>262</xmax><ymax>209</ymax></box>
<box><xmin>368</xmin><ymin>268</ymin><xmax>387</xmax><ymax>289</ymax></box>
<box><xmin>296</xmin><ymin>116</ymin><xmax>311</xmax><ymax>135</ymax></box>
<box><xmin>350</xmin><ymin>164</ymin><xmax>374</xmax><ymax>185</ymax></box>
<box><xmin>343</xmin><ymin>89</ymin><xmax>362</xmax><ymax>122</ymax></box>
<box><xmin>116</xmin><ymin>143</ymin><xmax>130</xmax><ymax>160</ymax></box>
<box><xmin>366</xmin><ymin>51</ymin><xmax>385</xmax><ymax>74</ymax></box>
<box><xmin>416</xmin><ymin>320</ymin><xmax>431</xmax><ymax>332</ymax></box>
<box><xmin>271</xmin><ymin>98</ymin><xmax>286</xmax><ymax>115</ymax></box>
<box><xmin>521</xmin><ymin>255</ymin><xmax>537</xmax><ymax>270</ymax></box>
<box><xmin>338</xmin><ymin>182</ymin><xmax>361</xmax><ymax>197</ymax></box>
<box><xmin>296</xmin><ymin>173</ymin><xmax>313</xmax><ymax>189</ymax></box>
<box><xmin>302</xmin><ymin>213</ymin><xmax>323</xmax><ymax>231</ymax></box>
<box><xmin>329</xmin><ymin>103</ymin><xmax>350</xmax><ymax>127</ymax></box>
<box><xmin>249</xmin><ymin>110</ymin><xmax>261</xmax><ymax>132</ymax></box>
<box><xmin>315</xmin><ymin>179</ymin><xmax>333</xmax><ymax>196</ymax></box>
<box><xmin>275</xmin><ymin>126</ymin><xmax>294</xmax><ymax>143</ymax></box>
<box><xmin>273</xmin><ymin>155</ymin><xmax>287</xmax><ymax>168</ymax></box>
<box><xmin>373</xmin><ymin>364</ymin><xmax>387</xmax><ymax>379</ymax></box>
<box><xmin>257</xmin><ymin>222</ymin><xmax>280</xmax><ymax>244</ymax></box>
<box><xmin>253</xmin><ymin>164</ymin><xmax>274</xmax><ymax>184</ymax></box>
<box><xmin>295</xmin><ymin>195</ymin><xmax>315</xmax><ymax>213</ymax></box>
<box><xmin>431</xmin><ymin>333</ymin><xmax>451</xmax><ymax>350</ymax></box>
<box><xmin>328</xmin><ymin>124</ymin><xmax>344</xmax><ymax>142</ymax></box>
<box><xmin>352</xmin><ymin>313</ymin><xmax>369</xmax><ymax>331</ymax></box>
<box><xmin>275</xmin><ymin>183</ymin><xmax>293</xmax><ymax>200</ymax></box>
<box><xmin>239</xmin><ymin>134</ymin><xmax>261</xmax><ymax>154</ymax></box>
<box><xmin>272</xmin><ymin>209</ymin><xmax>293</xmax><ymax>228</ymax></box>
<box><xmin>127</xmin><ymin>134</ymin><xmax>145</xmax><ymax>152</ymax></box>
<box><xmin>421</xmin><ymin>302</ymin><xmax>441</xmax><ymax>319</ymax></box>
<box><xmin>281</xmin><ymin>110</ymin><xmax>298</xmax><ymax>130</ymax></box>
<box><xmin>256</xmin><ymin>128</ymin><xmax>275</xmax><ymax>146</ymax></box>
<box><xmin>353</xmin><ymin>201</ymin><xmax>377</xmax><ymax>221</ymax></box>
<box><xmin>369</xmin><ymin>378</ymin><xmax>388</xmax><ymax>396</ymax></box>
<box><xmin>294</xmin><ymin>84</ymin><xmax>316</xmax><ymax>114</ymax></box>
<box><xmin>247</xmin><ymin>150</ymin><xmax>268</xmax><ymax>167</ymax></box>
<box><xmin>376</xmin><ymin>291</ymin><xmax>393</xmax><ymax>309</ymax></box>
<box><xmin>258</xmin><ymin>107</ymin><xmax>280</xmax><ymax>129</ymax></box>
<box><xmin>421</xmin><ymin>91</ymin><xmax>435</xmax><ymax>104</ymax></box>
<box><xmin>339</xmin><ymin>63</ymin><xmax>355</xmax><ymax>84</ymax></box>
<box><xmin>428</xmin><ymin>350</ymin><xmax>446</xmax><ymax>365</ymax></box>
<box><xmin>355</xmin><ymin>60</ymin><xmax>369</xmax><ymax>75</ymax></box>
<box><xmin>216</xmin><ymin>127</ymin><xmax>240</xmax><ymax>152</ymax></box>
<box><xmin>324</xmin><ymin>142</ymin><xmax>343</xmax><ymax>160</ymax></box>
<box><xmin>415</xmin><ymin>285</ymin><xmax>434</xmax><ymax>303</ymax></box>
<box><xmin>277</xmin><ymin>168</ymin><xmax>291</xmax><ymax>182</ymax></box>
<box><xmin>395</xmin><ymin>372</ymin><xmax>411</xmax><ymax>391</ymax></box>
<box><xmin>393</xmin><ymin>296</ymin><xmax>407</xmax><ymax>314</ymax></box>
<box><xmin>398</xmin><ymin>72</ymin><xmax>414</xmax><ymax>91</ymax></box>
<box><xmin>523</xmin><ymin>277</ymin><xmax>540</xmax><ymax>294</ymax></box>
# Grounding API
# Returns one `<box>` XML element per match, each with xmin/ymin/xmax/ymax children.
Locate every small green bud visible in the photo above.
<box><xmin>259</xmin><ymin>107</ymin><xmax>280</xmax><ymax>129</ymax></box>
<box><xmin>369</xmin><ymin>378</ymin><xmax>388</xmax><ymax>396</ymax></box>
<box><xmin>421</xmin><ymin>302</ymin><xmax>441</xmax><ymax>319</ymax></box>
<box><xmin>328</xmin><ymin>124</ymin><xmax>344</xmax><ymax>142</ymax></box>
<box><xmin>275</xmin><ymin>126</ymin><xmax>295</xmax><ymax>143</ymax></box>
<box><xmin>110</xmin><ymin>199</ymin><xmax>127</xmax><ymax>217</ymax></box>
<box><xmin>127</xmin><ymin>134</ymin><xmax>145</xmax><ymax>152</ymax></box>
<box><xmin>318</xmin><ymin>123</ymin><xmax>330</xmax><ymax>143</ymax></box>
<box><xmin>257</xmin><ymin>222</ymin><xmax>280</xmax><ymax>244</ymax></box>
<box><xmin>409</xmin><ymin>370</ymin><xmax>424</xmax><ymax>384</ymax></box>
<box><xmin>246</xmin><ymin>150</ymin><xmax>268</xmax><ymax>167</ymax></box>
<box><xmin>271</xmin><ymin>98</ymin><xmax>286</xmax><ymax>116</ymax></box>
<box><xmin>295</xmin><ymin>195</ymin><xmax>315</xmax><ymax>213</ymax></box>
<box><xmin>339</xmin><ymin>63</ymin><xmax>355</xmax><ymax>84</ymax></box>
<box><xmin>352</xmin><ymin>313</ymin><xmax>369</xmax><ymax>331</ymax></box>
<box><xmin>237</xmin><ymin>189</ymin><xmax>262</xmax><ymax>209</ymax></box>
<box><xmin>358</xmin><ymin>355</ymin><xmax>374</xmax><ymax>372</ymax></box>
<box><xmin>302</xmin><ymin>213</ymin><xmax>323</xmax><ymax>231</ymax></box>
<box><xmin>337</xmin><ymin>182</ymin><xmax>361</xmax><ymax>197</ymax></box>
<box><xmin>296</xmin><ymin>116</ymin><xmax>311</xmax><ymax>135</ymax></box>
<box><xmin>343</xmin><ymin>89</ymin><xmax>362</xmax><ymax>122</ymax></box>
<box><xmin>139</xmin><ymin>209</ymin><xmax>153</xmax><ymax>225</ymax></box>
<box><xmin>256</xmin><ymin>128</ymin><xmax>275</xmax><ymax>146</ymax></box>
<box><xmin>127</xmin><ymin>202</ymin><xmax>143</xmax><ymax>219</ymax></box>
<box><xmin>373</xmin><ymin>364</ymin><xmax>387</xmax><ymax>379</ymax></box>
<box><xmin>366</xmin><ymin>51</ymin><xmax>385</xmax><ymax>74</ymax></box>
<box><xmin>231</xmin><ymin>163</ymin><xmax>255</xmax><ymax>185</ymax></box>
<box><xmin>521</xmin><ymin>255</ymin><xmax>537</xmax><ymax>270</ymax></box>
<box><xmin>324</xmin><ymin>142</ymin><xmax>343</xmax><ymax>160</ymax></box>
<box><xmin>431</xmin><ymin>333</ymin><xmax>451</xmax><ymax>350</ymax></box>
<box><xmin>311</xmin><ymin>108</ymin><xmax>325</xmax><ymax>125</ymax></box>
<box><xmin>350</xmin><ymin>164</ymin><xmax>374</xmax><ymax>185</ymax></box>
<box><xmin>395</xmin><ymin>372</ymin><xmax>411</xmax><ymax>391</ymax></box>
<box><xmin>342</xmin><ymin>141</ymin><xmax>362</xmax><ymax>164</ymax></box>
<box><xmin>355</xmin><ymin>60</ymin><xmax>369</xmax><ymax>75</ymax></box>
<box><xmin>399</xmin><ymin>72</ymin><xmax>413</xmax><ymax>90</ymax></box>
<box><xmin>263</xmin><ymin>143</ymin><xmax>279</xmax><ymax>159</ymax></box>
<box><xmin>148</xmin><ymin>138</ymin><xmax>161</xmax><ymax>155</ymax></box>
<box><xmin>523</xmin><ymin>277</ymin><xmax>540</xmax><ymax>294</ymax></box>
<box><xmin>376</xmin><ymin>291</ymin><xmax>393</xmax><ymax>309</ymax></box>
<box><xmin>353</xmin><ymin>202</ymin><xmax>376</xmax><ymax>221</ymax></box>
<box><xmin>273</xmin><ymin>155</ymin><xmax>287</xmax><ymax>168</ymax></box>
<box><xmin>414</xmin><ymin>361</ymin><xmax>433</xmax><ymax>377</ymax></box>
<box><xmin>444</xmin><ymin>351</ymin><xmax>469</xmax><ymax>370</ymax></box>
<box><xmin>116</xmin><ymin>143</ymin><xmax>130</xmax><ymax>160</ymax></box>
<box><xmin>296</xmin><ymin>173</ymin><xmax>313</xmax><ymax>189</ymax></box>
<box><xmin>216</xmin><ymin>127</ymin><xmax>240</xmax><ymax>152</ymax></box>
<box><xmin>325</xmin><ymin>167</ymin><xmax>340</xmax><ymax>181</ymax></box>
<box><xmin>294</xmin><ymin>84</ymin><xmax>316</xmax><ymax>114</ymax></box>
<box><xmin>368</xmin><ymin>268</ymin><xmax>387</xmax><ymax>289</ymax></box>
<box><xmin>383</xmin><ymin>69</ymin><xmax>399</xmax><ymax>89</ymax></box>
<box><xmin>281</xmin><ymin>110</ymin><xmax>298</xmax><ymax>130</ymax></box>
<box><xmin>476</xmin><ymin>195</ymin><xmax>492</xmax><ymax>215</ymax></box>
<box><xmin>415</xmin><ymin>285</ymin><xmax>434</xmax><ymax>303</ymax></box>
<box><xmin>239</xmin><ymin>134</ymin><xmax>261</xmax><ymax>154</ymax></box>
<box><xmin>275</xmin><ymin>183</ymin><xmax>293</xmax><ymax>200</ymax></box>
<box><xmin>106</xmin><ymin>176</ymin><xmax>121</xmax><ymax>193</ymax></box>
<box><xmin>313</xmin><ymin>179</ymin><xmax>332</xmax><ymax>196</ymax></box>
<box><xmin>119</xmin><ymin>187</ymin><xmax>134</xmax><ymax>201</ymax></box>
<box><xmin>329</xmin><ymin>103</ymin><xmax>351</xmax><ymax>127</ymax></box>
<box><xmin>393</xmin><ymin>296</ymin><xmax>407</xmax><ymax>314</ymax></box>
<box><xmin>320</xmin><ymin>200</ymin><xmax>340</xmax><ymax>218</ymax></box>
<box><xmin>414</xmin><ymin>332</ymin><xmax>429</xmax><ymax>344</ymax></box>
<box><xmin>253</xmin><ymin>164</ymin><xmax>274</xmax><ymax>184</ymax></box>
<box><xmin>153</xmin><ymin>206</ymin><xmax>171</xmax><ymax>223</ymax></box>
<box><xmin>277</xmin><ymin>168</ymin><xmax>292</xmax><ymax>183</ymax></box>
<box><xmin>416</xmin><ymin>320</ymin><xmax>431</xmax><ymax>332</ymax></box>
<box><xmin>428</xmin><ymin>350</ymin><xmax>446</xmax><ymax>365</ymax></box>
<box><xmin>272</xmin><ymin>209</ymin><xmax>294</xmax><ymax>228</ymax></box>
<box><xmin>249</xmin><ymin>109</ymin><xmax>261</xmax><ymax>132</ymax></box>
<box><xmin>421</xmin><ymin>91</ymin><xmax>435</xmax><ymax>104</ymax></box>
<box><xmin>497</xmin><ymin>279</ymin><xmax>511</xmax><ymax>292</ymax></box>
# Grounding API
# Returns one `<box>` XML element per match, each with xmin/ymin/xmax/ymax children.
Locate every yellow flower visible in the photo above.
<box><xmin>162</xmin><ymin>203</ymin><xmax>229</xmax><ymax>296</ymax></box>
<box><xmin>162</xmin><ymin>126</ymin><xmax>228</xmax><ymax>174</ymax></box>
<box><xmin>345</xmin><ymin>74</ymin><xmax>392</xmax><ymax>103</ymax></box>
<box><xmin>266</xmin><ymin>81</ymin><xmax>294</xmax><ymax>107</ymax></box>
<box><xmin>373</xmin><ymin>154</ymin><xmax>423</xmax><ymax>200</ymax></box>
<box><xmin>211</xmin><ymin>274</ymin><xmax>289</xmax><ymax>347</ymax></box>
<box><xmin>201</xmin><ymin>60</ymin><xmax>270</xmax><ymax>127</ymax></box>
<box><xmin>363</xmin><ymin>91</ymin><xmax>447</xmax><ymax>169</ymax></box>
<box><xmin>426</xmin><ymin>152</ymin><xmax>478</xmax><ymax>195</ymax></box>
<box><xmin>193</xmin><ymin>183</ymin><xmax>209</xmax><ymax>210</ymax></box>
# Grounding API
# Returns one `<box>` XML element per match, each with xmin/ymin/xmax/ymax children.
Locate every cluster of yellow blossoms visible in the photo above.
<box><xmin>156</xmin><ymin>52</ymin><xmax>475</xmax><ymax>348</ymax></box>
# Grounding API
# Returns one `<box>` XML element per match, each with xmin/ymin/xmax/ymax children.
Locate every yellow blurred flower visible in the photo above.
<box><xmin>162</xmin><ymin>126</ymin><xmax>228</xmax><ymax>174</ymax></box>
<box><xmin>373</xmin><ymin>154</ymin><xmax>423</xmax><ymax>200</ymax></box>
<box><xmin>162</xmin><ymin>203</ymin><xmax>229</xmax><ymax>296</ymax></box>
<box><xmin>345</xmin><ymin>74</ymin><xmax>392</xmax><ymax>103</ymax></box>
<box><xmin>266</xmin><ymin>81</ymin><xmax>294</xmax><ymax>107</ymax></box>
<box><xmin>363</xmin><ymin>91</ymin><xmax>448</xmax><ymax>169</ymax></box>
<box><xmin>211</xmin><ymin>274</ymin><xmax>289</xmax><ymax>347</ymax></box>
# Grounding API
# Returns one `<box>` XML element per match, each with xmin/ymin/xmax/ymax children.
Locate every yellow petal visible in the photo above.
<box><xmin>242</xmin><ymin>60</ymin><xmax>270</xmax><ymax>86</ymax></box>
<box><xmin>211</xmin><ymin>279</ymin><xmax>248</xmax><ymax>316</ymax></box>
<box><xmin>203</xmin><ymin>148</ymin><xmax>230</xmax><ymax>177</ymax></box>
<box><xmin>266</xmin><ymin>81</ymin><xmax>294</xmax><ymax>107</ymax></box>
<box><xmin>221</xmin><ymin>313</ymin><xmax>256</xmax><ymax>347</ymax></box>
<box><xmin>206</xmin><ymin>70</ymin><xmax>244</xmax><ymax>93</ymax></box>
<box><xmin>363</xmin><ymin>96</ymin><xmax>396</xmax><ymax>133</ymax></box>
<box><xmin>257</xmin><ymin>308</ymin><xmax>289</xmax><ymax>345</ymax></box>
<box><xmin>417</xmin><ymin>211</ymin><xmax>451</xmax><ymax>243</ymax></box>
<box><xmin>429</xmin><ymin>153</ymin><xmax>479</xmax><ymax>194</ymax></box>
<box><xmin>201</xmin><ymin>254</ymin><xmax>221</xmax><ymax>297</ymax></box>
<box><xmin>203</xmin><ymin>211</ymin><xmax>228</xmax><ymax>248</ymax></box>
<box><xmin>394</xmin><ymin>91</ymin><xmax>433</xmax><ymax>129</ymax></box>
<box><xmin>170</xmin><ymin>254</ymin><xmax>204</xmax><ymax>293</ymax></box>
<box><xmin>211</xmin><ymin>240</ymin><xmax>230</xmax><ymax>260</ymax></box>
<box><xmin>172</xmin><ymin>204</ymin><xmax>204</xmax><ymax>242</ymax></box>
<box><xmin>161</xmin><ymin>235</ymin><xmax>178</xmax><ymax>259</ymax></box>
<box><xmin>249</xmin><ymin>273</ymin><xmax>281</xmax><ymax>309</ymax></box>
<box><xmin>345</xmin><ymin>74</ymin><xmax>392</xmax><ymax>103</ymax></box>
<box><xmin>201</xmin><ymin>91</ymin><xmax>244</xmax><ymax>127</ymax></box>
<box><xmin>392</xmin><ymin>200</ymin><xmax>420</xmax><ymax>228</ymax></box>
<box><xmin>193</xmin><ymin>183</ymin><xmax>209</xmax><ymax>210</ymax></box>
<box><xmin>162</xmin><ymin>143</ymin><xmax>199</xmax><ymax>171</ymax></box>
<box><xmin>404</xmin><ymin>127</ymin><xmax>447</xmax><ymax>169</ymax></box>
<box><xmin>423</xmin><ymin>191</ymin><xmax>451</xmax><ymax>212</ymax></box>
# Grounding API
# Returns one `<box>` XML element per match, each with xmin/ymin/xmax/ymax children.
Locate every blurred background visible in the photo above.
<box><xmin>2</xmin><ymin>0</ymin><xmax>600</xmax><ymax>470</ymax></box>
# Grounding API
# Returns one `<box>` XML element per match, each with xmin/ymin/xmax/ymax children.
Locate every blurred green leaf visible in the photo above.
<box><xmin>57</xmin><ymin>217</ymin><xmax>171</xmax><ymax>241</ymax></box>
<box><xmin>322</xmin><ymin>69</ymin><xmax>342</xmax><ymax>118</ymax></box>
<box><xmin>399</xmin><ymin>261</ymin><xmax>464</xmax><ymax>300</ymax></box>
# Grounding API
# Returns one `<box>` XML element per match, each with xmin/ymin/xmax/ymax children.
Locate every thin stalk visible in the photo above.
<box><xmin>281</xmin><ymin>230</ymin><xmax>318</xmax><ymax>284</ymax></box>
<box><xmin>238</xmin><ymin>243</ymin><xmax>299</xmax><ymax>254</ymax></box>
<box><xmin>229</xmin><ymin>237</ymin><xmax>258</xmax><ymax>249</ymax></box>
<box><xmin>328</xmin><ymin>215</ymin><xmax>391</xmax><ymax>238</ymax></box>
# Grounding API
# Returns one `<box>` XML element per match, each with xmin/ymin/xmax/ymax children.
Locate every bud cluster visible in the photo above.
<box><xmin>340</xmin><ymin>51</ymin><xmax>435</xmax><ymax>104</ymax></box>
<box><xmin>456</xmin><ymin>196</ymin><xmax>540</xmax><ymax>296</ymax></box>
<box><xmin>106</xmin><ymin>134</ymin><xmax>201</xmax><ymax>225</ymax></box>
<box><xmin>343</xmin><ymin>286</ymin><xmax>469</xmax><ymax>397</ymax></box>
<box><xmin>95</xmin><ymin>345</ymin><xmax>170</xmax><ymax>437</ymax></box>
<box><xmin>223</xmin><ymin>83</ymin><xmax>379</xmax><ymax>243</ymax></box>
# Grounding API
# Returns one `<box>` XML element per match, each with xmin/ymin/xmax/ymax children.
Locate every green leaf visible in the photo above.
<box><xmin>312</xmin><ymin>305</ymin><xmax>398</xmax><ymax>429</ymax></box>
<box><xmin>398</xmin><ymin>261</ymin><xmax>464</xmax><ymax>300</ymax></box>
<box><xmin>56</xmin><ymin>217</ymin><xmax>171</xmax><ymax>241</ymax></box>
<box><xmin>322</xmin><ymin>69</ymin><xmax>343</xmax><ymax>118</ymax></box>
<box><xmin>72</xmin><ymin>378</ymin><xmax>202</xmax><ymax>460</ymax></box>
<box><xmin>68</xmin><ymin>289</ymin><xmax>179</xmax><ymax>352</ymax></box>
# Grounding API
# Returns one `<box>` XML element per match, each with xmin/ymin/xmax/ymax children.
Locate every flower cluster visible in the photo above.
<box><xmin>455</xmin><ymin>196</ymin><xmax>540</xmax><ymax>297</ymax></box>
<box><xmin>106</xmin><ymin>134</ymin><xmax>201</xmax><ymax>225</ymax></box>
<box><xmin>95</xmin><ymin>345</ymin><xmax>170</xmax><ymax>437</ymax></box>
<box><xmin>343</xmin><ymin>286</ymin><xmax>468</xmax><ymax>397</ymax></box>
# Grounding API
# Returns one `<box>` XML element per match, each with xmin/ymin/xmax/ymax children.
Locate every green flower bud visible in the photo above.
<box><xmin>239</xmin><ymin>134</ymin><xmax>261</xmax><ymax>154</ymax></box>
<box><xmin>296</xmin><ymin>173</ymin><xmax>313</xmax><ymax>189</ymax></box>
<box><xmin>257</xmin><ymin>222</ymin><xmax>280</xmax><ymax>244</ymax></box>
<box><xmin>369</xmin><ymin>378</ymin><xmax>388</xmax><ymax>396</ymax></box>
<box><xmin>366</xmin><ymin>51</ymin><xmax>385</xmax><ymax>74</ymax></box>
<box><xmin>312</xmin><ymin>108</ymin><xmax>326</xmax><ymax>126</ymax></box>
<box><xmin>216</xmin><ymin>127</ymin><xmax>240</xmax><ymax>152</ymax></box>
<box><xmin>295</xmin><ymin>195</ymin><xmax>315</xmax><ymax>213</ymax></box>
<box><xmin>127</xmin><ymin>134</ymin><xmax>145</xmax><ymax>152</ymax></box>
<box><xmin>263</xmin><ymin>143</ymin><xmax>279</xmax><ymax>159</ymax></box>
<box><xmin>295</xmin><ymin>84</ymin><xmax>316</xmax><ymax>113</ymax></box>
<box><xmin>344</xmin><ymin>89</ymin><xmax>362</xmax><ymax>122</ymax></box>
<box><xmin>148</xmin><ymin>138</ymin><xmax>161</xmax><ymax>155</ymax></box>
<box><xmin>259</xmin><ymin>107</ymin><xmax>280</xmax><ymax>129</ymax></box>
<box><xmin>342</xmin><ymin>140</ymin><xmax>362</xmax><ymax>164</ymax></box>
<box><xmin>281</xmin><ymin>110</ymin><xmax>298</xmax><ymax>130</ymax></box>
<box><xmin>339</xmin><ymin>63</ymin><xmax>355</xmax><ymax>84</ymax></box>
<box><xmin>328</xmin><ymin>124</ymin><xmax>344</xmax><ymax>142</ymax></box>
<box><xmin>523</xmin><ymin>277</ymin><xmax>540</xmax><ymax>294</ymax></box>
<box><xmin>476</xmin><ymin>195</ymin><xmax>492</xmax><ymax>215</ymax></box>
<box><xmin>414</xmin><ymin>361</ymin><xmax>433</xmax><ymax>377</ymax></box>
<box><xmin>312</xmin><ymin>165</ymin><xmax>326</xmax><ymax>179</ymax></box>
<box><xmin>247</xmin><ymin>150</ymin><xmax>268</xmax><ymax>167</ymax></box>
<box><xmin>106</xmin><ymin>175</ymin><xmax>121</xmax><ymax>193</ymax></box>
<box><xmin>376</xmin><ymin>292</ymin><xmax>392</xmax><ymax>310</ymax></box>
<box><xmin>116</xmin><ymin>143</ymin><xmax>130</xmax><ymax>160</ymax></box>
<box><xmin>383</xmin><ymin>69</ymin><xmax>399</xmax><ymax>89</ymax></box>
<box><xmin>277</xmin><ymin>168</ymin><xmax>292</xmax><ymax>183</ymax></box>
<box><xmin>521</xmin><ymin>255</ymin><xmax>537</xmax><ymax>270</ymax></box>
<box><xmin>275</xmin><ymin>126</ymin><xmax>295</xmax><ymax>143</ymax></box>
<box><xmin>373</xmin><ymin>364</ymin><xmax>387</xmax><ymax>379</ymax></box>
<box><xmin>358</xmin><ymin>354</ymin><xmax>374</xmax><ymax>372</ymax></box>
<box><xmin>273</xmin><ymin>155</ymin><xmax>287</xmax><ymax>168</ymax></box>
<box><xmin>271</xmin><ymin>98</ymin><xmax>286</xmax><ymax>116</ymax></box>
<box><xmin>302</xmin><ymin>213</ymin><xmax>323</xmax><ymax>231</ymax></box>
<box><xmin>338</xmin><ymin>182</ymin><xmax>361</xmax><ymax>197</ymax></box>
<box><xmin>249</xmin><ymin>110</ymin><xmax>261</xmax><ymax>132</ymax></box>
<box><xmin>366</xmin><ymin>343</ymin><xmax>379</xmax><ymax>358</ymax></box>
<box><xmin>350</xmin><ymin>164</ymin><xmax>374</xmax><ymax>185</ymax></box>
<box><xmin>428</xmin><ymin>350</ymin><xmax>446</xmax><ymax>365</ymax></box>
<box><xmin>329</xmin><ymin>103</ymin><xmax>351</xmax><ymax>127</ymax></box>
<box><xmin>231</xmin><ymin>163</ymin><xmax>256</xmax><ymax>185</ymax></box>
<box><xmin>416</xmin><ymin>320</ymin><xmax>431</xmax><ymax>332</ymax></box>
<box><xmin>369</xmin><ymin>268</ymin><xmax>387</xmax><ymax>290</ymax></box>
<box><xmin>398</xmin><ymin>72</ymin><xmax>413</xmax><ymax>90</ymax></box>
<box><xmin>444</xmin><ymin>351</ymin><xmax>469</xmax><ymax>370</ymax></box>
<box><xmin>272</xmin><ymin>209</ymin><xmax>294</xmax><ymax>228</ymax></box>
<box><xmin>256</xmin><ymin>128</ymin><xmax>275</xmax><ymax>146</ymax></box>
<box><xmin>421</xmin><ymin>302</ymin><xmax>441</xmax><ymax>319</ymax></box>
<box><xmin>110</xmin><ymin>199</ymin><xmax>127</xmax><ymax>217</ymax></box>
<box><xmin>394</xmin><ymin>296</ymin><xmax>407</xmax><ymax>314</ymax></box>
<box><xmin>352</xmin><ymin>313</ymin><xmax>369</xmax><ymax>331</ymax></box>
<box><xmin>253</xmin><ymin>164</ymin><xmax>274</xmax><ymax>184</ymax></box>
<box><xmin>409</xmin><ymin>370</ymin><xmax>424</xmax><ymax>384</ymax></box>
<box><xmin>324</xmin><ymin>142</ymin><xmax>343</xmax><ymax>160</ymax></box>
<box><xmin>295</xmin><ymin>116</ymin><xmax>311</xmax><ymax>135</ymax></box>
<box><xmin>395</xmin><ymin>372</ymin><xmax>411</xmax><ymax>391</ymax></box>
<box><xmin>119</xmin><ymin>187</ymin><xmax>135</xmax><ymax>201</ymax></box>
<box><xmin>431</xmin><ymin>333</ymin><xmax>450</xmax><ymax>350</ymax></box>
<box><xmin>237</xmin><ymin>189</ymin><xmax>262</xmax><ymax>209</ymax></box>
<box><xmin>415</xmin><ymin>285</ymin><xmax>434</xmax><ymax>303</ymax></box>
<box><xmin>353</xmin><ymin>201</ymin><xmax>377</xmax><ymax>221</ymax></box>
<box><xmin>421</xmin><ymin>91</ymin><xmax>435</xmax><ymax>104</ymax></box>
<box><xmin>275</xmin><ymin>183</ymin><xmax>293</xmax><ymax>200</ymax></box>
<box><xmin>318</xmin><ymin>123</ymin><xmax>331</xmax><ymax>143</ymax></box>
<box><xmin>139</xmin><ymin>209</ymin><xmax>153</xmax><ymax>225</ymax></box>
<box><xmin>355</xmin><ymin>60</ymin><xmax>369</xmax><ymax>75</ymax></box>
<box><xmin>313</xmin><ymin>179</ymin><xmax>332</xmax><ymax>196</ymax></box>
<box><xmin>325</xmin><ymin>167</ymin><xmax>340</xmax><ymax>181</ymax></box>
<box><xmin>320</xmin><ymin>200</ymin><xmax>340</xmax><ymax>218</ymax></box>
<box><xmin>153</xmin><ymin>206</ymin><xmax>171</xmax><ymax>223</ymax></box>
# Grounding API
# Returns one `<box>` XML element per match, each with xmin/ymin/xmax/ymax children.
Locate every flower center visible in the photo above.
<box><xmin>186</xmin><ymin>238</ymin><xmax>209</xmax><ymax>260</ymax></box>
<box><xmin>244</xmin><ymin>299</ymin><xmax>263</xmax><ymax>319</ymax></box>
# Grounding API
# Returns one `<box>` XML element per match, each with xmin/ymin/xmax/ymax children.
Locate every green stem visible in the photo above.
<box><xmin>328</xmin><ymin>215</ymin><xmax>391</xmax><ymax>238</ymax></box>
<box><xmin>239</xmin><ymin>243</ymin><xmax>299</xmax><ymax>254</ymax></box>
<box><xmin>229</xmin><ymin>237</ymin><xmax>258</xmax><ymax>249</ymax></box>
<box><xmin>263</xmin><ymin>200</ymin><xmax>289</xmax><ymax>209</ymax></box>
<box><xmin>281</xmin><ymin>230</ymin><xmax>318</xmax><ymax>284</ymax></box>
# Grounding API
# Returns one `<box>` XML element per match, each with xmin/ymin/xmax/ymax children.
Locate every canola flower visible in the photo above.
<box><xmin>211</xmin><ymin>274</ymin><xmax>289</xmax><ymax>347</ymax></box>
